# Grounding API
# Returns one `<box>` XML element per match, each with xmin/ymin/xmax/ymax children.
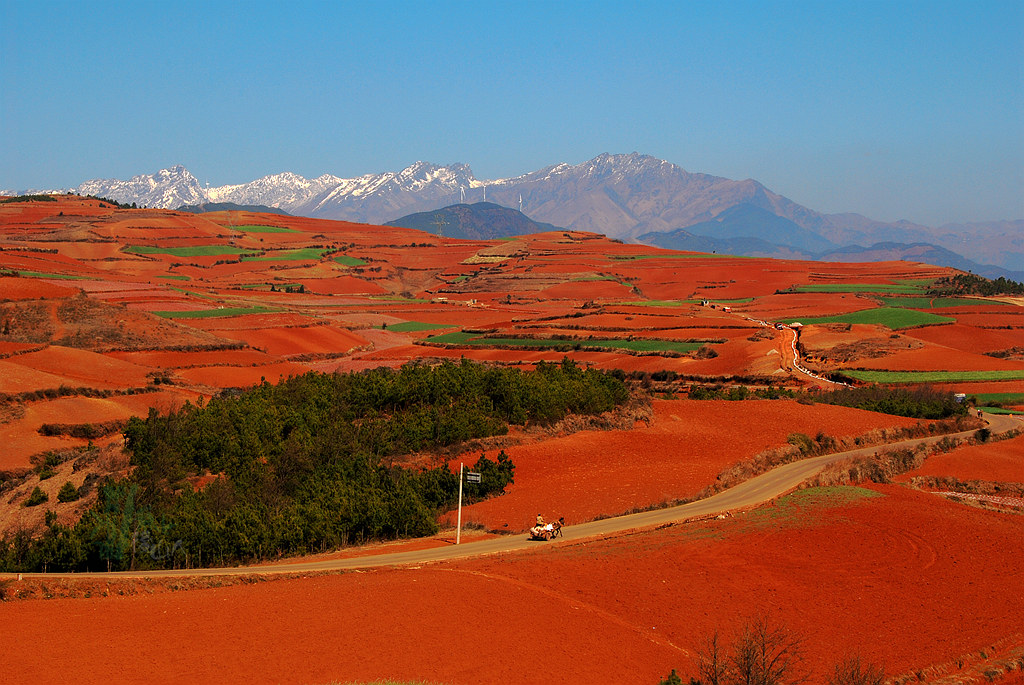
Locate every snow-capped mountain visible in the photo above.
<box><xmin>76</xmin><ymin>165</ymin><xmax>208</xmax><ymax>209</ymax></box>
<box><xmin>16</xmin><ymin>153</ymin><xmax>1020</xmax><ymax>271</ymax></box>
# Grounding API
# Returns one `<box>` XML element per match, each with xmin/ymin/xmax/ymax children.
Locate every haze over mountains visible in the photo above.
<box><xmin>7</xmin><ymin>153</ymin><xmax>1022</xmax><ymax>276</ymax></box>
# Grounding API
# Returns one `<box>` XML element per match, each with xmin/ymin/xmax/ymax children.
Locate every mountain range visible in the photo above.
<box><xmin>6</xmin><ymin>153</ymin><xmax>1022</xmax><ymax>274</ymax></box>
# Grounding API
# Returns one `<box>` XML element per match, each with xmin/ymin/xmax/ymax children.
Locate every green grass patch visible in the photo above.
<box><xmin>235</xmin><ymin>282</ymin><xmax>302</xmax><ymax>290</ymax></box>
<box><xmin>231</xmin><ymin>224</ymin><xmax>299</xmax><ymax>233</ymax></box>
<box><xmin>15</xmin><ymin>270</ymin><xmax>86</xmax><ymax>280</ymax></box>
<box><xmin>876</xmin><ymin>296</ymin><xmax>1007</xmax><ymax>309</ymax></box>
<box><xmin>790</xmin><ymin>283</ymin><xmax>928</xmax><ymax>294</ymax></box>
<box><xmin>153</xmin><ymin>306</ymin><xmax>281</xmax><ymax>319</ymax></box>
<box><xmin>451</xmin><ymin>275</ymin><xmax>470</xmax><ymax>283</ymax></box>
<box><xmin>157</xmin><ymin>275</ymin><xmax>191</xmax><ymax>281</ymax></box>
<box><xmin>575</xmin><ymin>275</ymin><xmax>620</xmax><ymax>282</ymax></box>
<box><xmin>425</xmin><ymin>332</ymin><xmax>706</xmax><ymax>353</ymax></box>
<box><xmin>782</xmin><ymin>307</ymin><xmax>953</xmax><ymax>330</ymax></box>
<box><xmin>126</xmin><ymin>245</ymin><xmax>258</xmax><ymax>258</ymax></box>
<box><xmin>243</xmin><ymin>248</ymin><xmax>327</xmax><ymax>262</ymax></box>
<box><xmin>980</xmin><ymin>406</ymin><xmax>1024</xmax><ymax>415</ymax></box>
<box><xmin>974</xmin><ymin>392</ymin><xmax>1024</xmax><ymax>405</ymax></box>
<box><xmin>745</xmin><ymin>486</ymin><xmax>885</xmax><ymax>526</ymax></box>
<box><xmin>841</xmin><ymin>369</ymin><xmax>1024</xmax><ymax>384</ymax></box>
<box><xmin>384</xmin><ymin>321</ymin><xmax>457</xmax><ymax>333</ymax></box>
<box><xmin>334</xmin><ymin>254</ymin><xmax>367</xmax><ymax>266</ymax></box>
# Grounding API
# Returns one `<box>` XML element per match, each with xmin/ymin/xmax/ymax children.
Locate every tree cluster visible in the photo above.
<box><xmin>1</xmin><ymin>359</ymin><xmax>627</xmax><ymax>572</ymax></box>
<box><xmin>808</xmin><ymin>384</ymin><xmax>966</xmax><ymax>419</ymax></box>
<box><xmin>929</xmin><ymin>273</ymin><xmax>1024</xmax><ymax>296</ymax></box>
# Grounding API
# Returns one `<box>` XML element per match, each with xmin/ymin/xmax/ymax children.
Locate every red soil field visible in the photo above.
<box><xmin>0</xmin><ymin>341</ymin><xmax>40</xmax><ymax>356</ymax></box>
<box><xmin>0</xmin><ymin>276</ymin><xmax>79</xmax><ymax>300</ymax></box>
<box><xmin>899</xmin><ymin>431</ymin><xmax>1024</xmax><ymax>483</ymax></box>
<box><xmin>446</xmin><ymin>399</ymin><xmax>918</xmax><ymax>531</ymax></box>
<box><xmin>183</xmin><ymin>312</ymin><xmax>320</xmax><ymax>331</ymax></box>
<box><xmin>0</xmin><ymin>391</ymin><xmax>192</xmax><ymax>471</ymax></box>
<box><xmin>3</xmin><ymin>486</ymin><xmax>1019</xmax><ymax>685</ymax></box>
<box><xmin>175</xmin><ymin>362</ymin><xmax>313</xmax><ymax>388</ymax></box>
<box><xmin>295</xmin><ymin>276</ymin><xmax>388</xmax><ymax>295</ymax></box>
<box><xmin>738</xmin><ymin>292</ymin><xmax>877</xmax><ymax>319</ymax></box>
<box><xmin>208</xmin><ymin>325</ymin><xmax>368</xmax><ymax>357</ymax></box>
<box><xmin>9</xmin><ymin>346</ymin><xmax>154</xmax><ymax>388</ymax></box>
<box><xmin>537</xmin><ymin>279</ymin><xmax>636</xmax><ymax>300</ymax></box>
<box><xmin>848</xmin><ymin>344</ymin><xmax>1024</xmax><ymax>372</ymax></box>
<box><xmin>0</xmin><ymin>358</ymin><xmax>94</xmax><ymax>394</ymax></box>
<box><xmin>906</xmin><ymin>323</ymin><xmax>1024</xmax><ymax>353</ymax></box>
<box><xmin>105</xmin><ymin>349</ymin><xmax>277</xmax><ymax>368</ymax></box>
<box><xmin>951</xmin><ymin>312</ymin><xmax>1024</xmax><ymax>328</ymax></box>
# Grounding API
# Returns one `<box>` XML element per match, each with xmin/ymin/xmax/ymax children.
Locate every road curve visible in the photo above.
<box><xmin>7</xmin><ymin>413</ymin><xmax>1018</xmax><ymax>580</ymax></box>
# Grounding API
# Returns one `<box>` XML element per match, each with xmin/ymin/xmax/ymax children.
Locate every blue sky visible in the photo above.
<box><xmin>2</xmin><ymin>0</ymin><xmax>1021</xmax><ymax>225</ymax></box>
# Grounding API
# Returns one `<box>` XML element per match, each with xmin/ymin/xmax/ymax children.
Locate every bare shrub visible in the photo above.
<box><xmin>828</xmin><ymin>655</ymin><xmax>885</xmax><ymax>685</ymax></box>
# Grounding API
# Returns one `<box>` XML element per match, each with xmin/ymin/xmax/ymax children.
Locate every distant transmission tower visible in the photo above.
<box><xmin>460</xmin><ymin>186</ymin><xmax>466</xmax><ymax>203</ymax></box>
<box><xmin>431</xmin><ymin>213</ymin><xmax>449</xmax><ymax>236</ymax></box>
<box><xmin>519</xmin><ymin>193</ymin><xmax>523</xmax><ymax>213</ymax></box>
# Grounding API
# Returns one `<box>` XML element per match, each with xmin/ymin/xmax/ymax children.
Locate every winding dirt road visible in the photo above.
<box><xmin>7</xmin><ymin>413</ymin><xmax>1018</xmax><ymax>580</ymax></box>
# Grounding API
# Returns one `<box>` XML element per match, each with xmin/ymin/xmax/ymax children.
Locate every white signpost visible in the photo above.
<box><xmin>456</xmin><ymin>464</ymin><xmax>482</xmax><ymax>545</ymax></box>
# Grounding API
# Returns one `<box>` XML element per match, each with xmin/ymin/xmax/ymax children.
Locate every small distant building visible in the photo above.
<box><xmin>722</xmin><ymin>306</ymin><xmax>732</xmax><ymax>313</ymax></box>
<box><xmin>954</xmin><ymin>393</ymin><xmax>967</xmax><ymax>403</ymax></box>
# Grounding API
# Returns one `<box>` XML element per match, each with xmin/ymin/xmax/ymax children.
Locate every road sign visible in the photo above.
<box><xmin>465</xmin><ymin>472</ymin><xmax>482</xmax><ymax>483</ymax></box>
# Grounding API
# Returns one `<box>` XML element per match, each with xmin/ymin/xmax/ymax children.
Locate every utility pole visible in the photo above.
<box><xmin>456</xmin><ymin>462</ymin><xmax>464</xmax><ymax>545</ymax></box>
<box><xmin>431</xmin><ymin>213</ymin><xmax>449</xmax><ymax>236</ymax></box>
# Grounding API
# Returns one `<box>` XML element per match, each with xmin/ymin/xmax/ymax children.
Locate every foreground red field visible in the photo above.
<box><xmin>2</xmin><ymin>485</ymin><xmax>1020</xmax><ymax>684</ymax></box>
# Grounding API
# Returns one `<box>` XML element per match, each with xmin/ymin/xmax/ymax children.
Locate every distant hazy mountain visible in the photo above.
<box><xmin>818</xmin><ymin>242</ymin><xmax>1024</xmax><ymax>281</ymax></box>
<box><xmin>176</xmin><ymin>201</ymin><xmax>290</xmax><ymax>215</ymax></box>
<box><xmin>640</xmin><ymin>225</ymin><xmax>1024</xmax><ymax>281</ymax></box>
<box><xmin>385</xmin><ymin>202</ymin><xmax>561</xmax><ymax>240</ymax></box>
<box><xmin>31</xmin><ymin>153</ymin><xmax>1021</xmax><ymax>272</ymax></box>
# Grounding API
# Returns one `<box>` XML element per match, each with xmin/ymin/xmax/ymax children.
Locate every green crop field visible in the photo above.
<box><xmin>243</xmin><ymin>248</ymin><xmax>327</xmax><ymax>262</ymax></box>
<box><xmin>157</xmin><ymin>275</ymin><xmax>191</xmax><ymax>281</ymax></box>
<box><xmin>424</xmin><ymin>331</ymin><xmax>706</xmax><ymax>353</ymax></box>
<box><xmin>876</xmin><ymin>296</ymin><xmax>1008</xmax><ymax>309</ymax></box>
<box><xmin>975</xmin><ymin>392</ymin><xmax>1024</xmax><ymax>405</ymax></box>
<box><xmin>841</xmin><ymin>369</ymin><xmax>1024</xmax><ymax>383</ymax></box>
<box><xmin>232</xmin><ymin>224</ymin><xmax>299</xmax><ymax>233</ymax></box>
<box><xmin>384</xmin><ymin>321</ymin><xmax>457</xmax><ymax>332</ymax></box>
<box><xmin>153</xmin><ymin>306</ymin><xmax>281</xmax><ymax>319</ymax></box>
<box><xmin>15</xmin><ymin>270</ymin><xmax>86</xmax><ymax>280</ymax></box>
<box><xmin>125</xmin><ymin>245</ymin><xmax>258</xmax><ymax>257</ymax></box>
<box><xmin>782</xmin><ymin>307</ymin><xmax>953</xmax><ymax>329</ymax></box>
<box><xmin>235</xmin><ymin>282</ymin><xmax>302</xmax><ymax>290</ymax></box>
<box><xmin>790</xmin><ymin>283</ymin><xmax>928</xmax><ymax>294</ymax></box>
<box><xmin>981</xmin><ymin>407</ymin><xmax>1024</xmax><ymax>415</ymax></box>
<box><xmin>334</xmin><ymin>255</ymin><xmax>367</xmax><ymax>266</ymax></box>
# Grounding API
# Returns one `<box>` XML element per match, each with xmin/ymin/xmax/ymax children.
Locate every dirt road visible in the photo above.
<box><xmin>7</xmin><ymin>413</ymin><xmax>1017</xmax><ymax>580</ymax></box>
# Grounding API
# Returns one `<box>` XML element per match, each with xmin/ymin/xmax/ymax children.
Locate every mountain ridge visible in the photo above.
<box><xmin>6</xmin><ymin>153</ymin><xmax>1020</xmax><ymax>271</ymax></box>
